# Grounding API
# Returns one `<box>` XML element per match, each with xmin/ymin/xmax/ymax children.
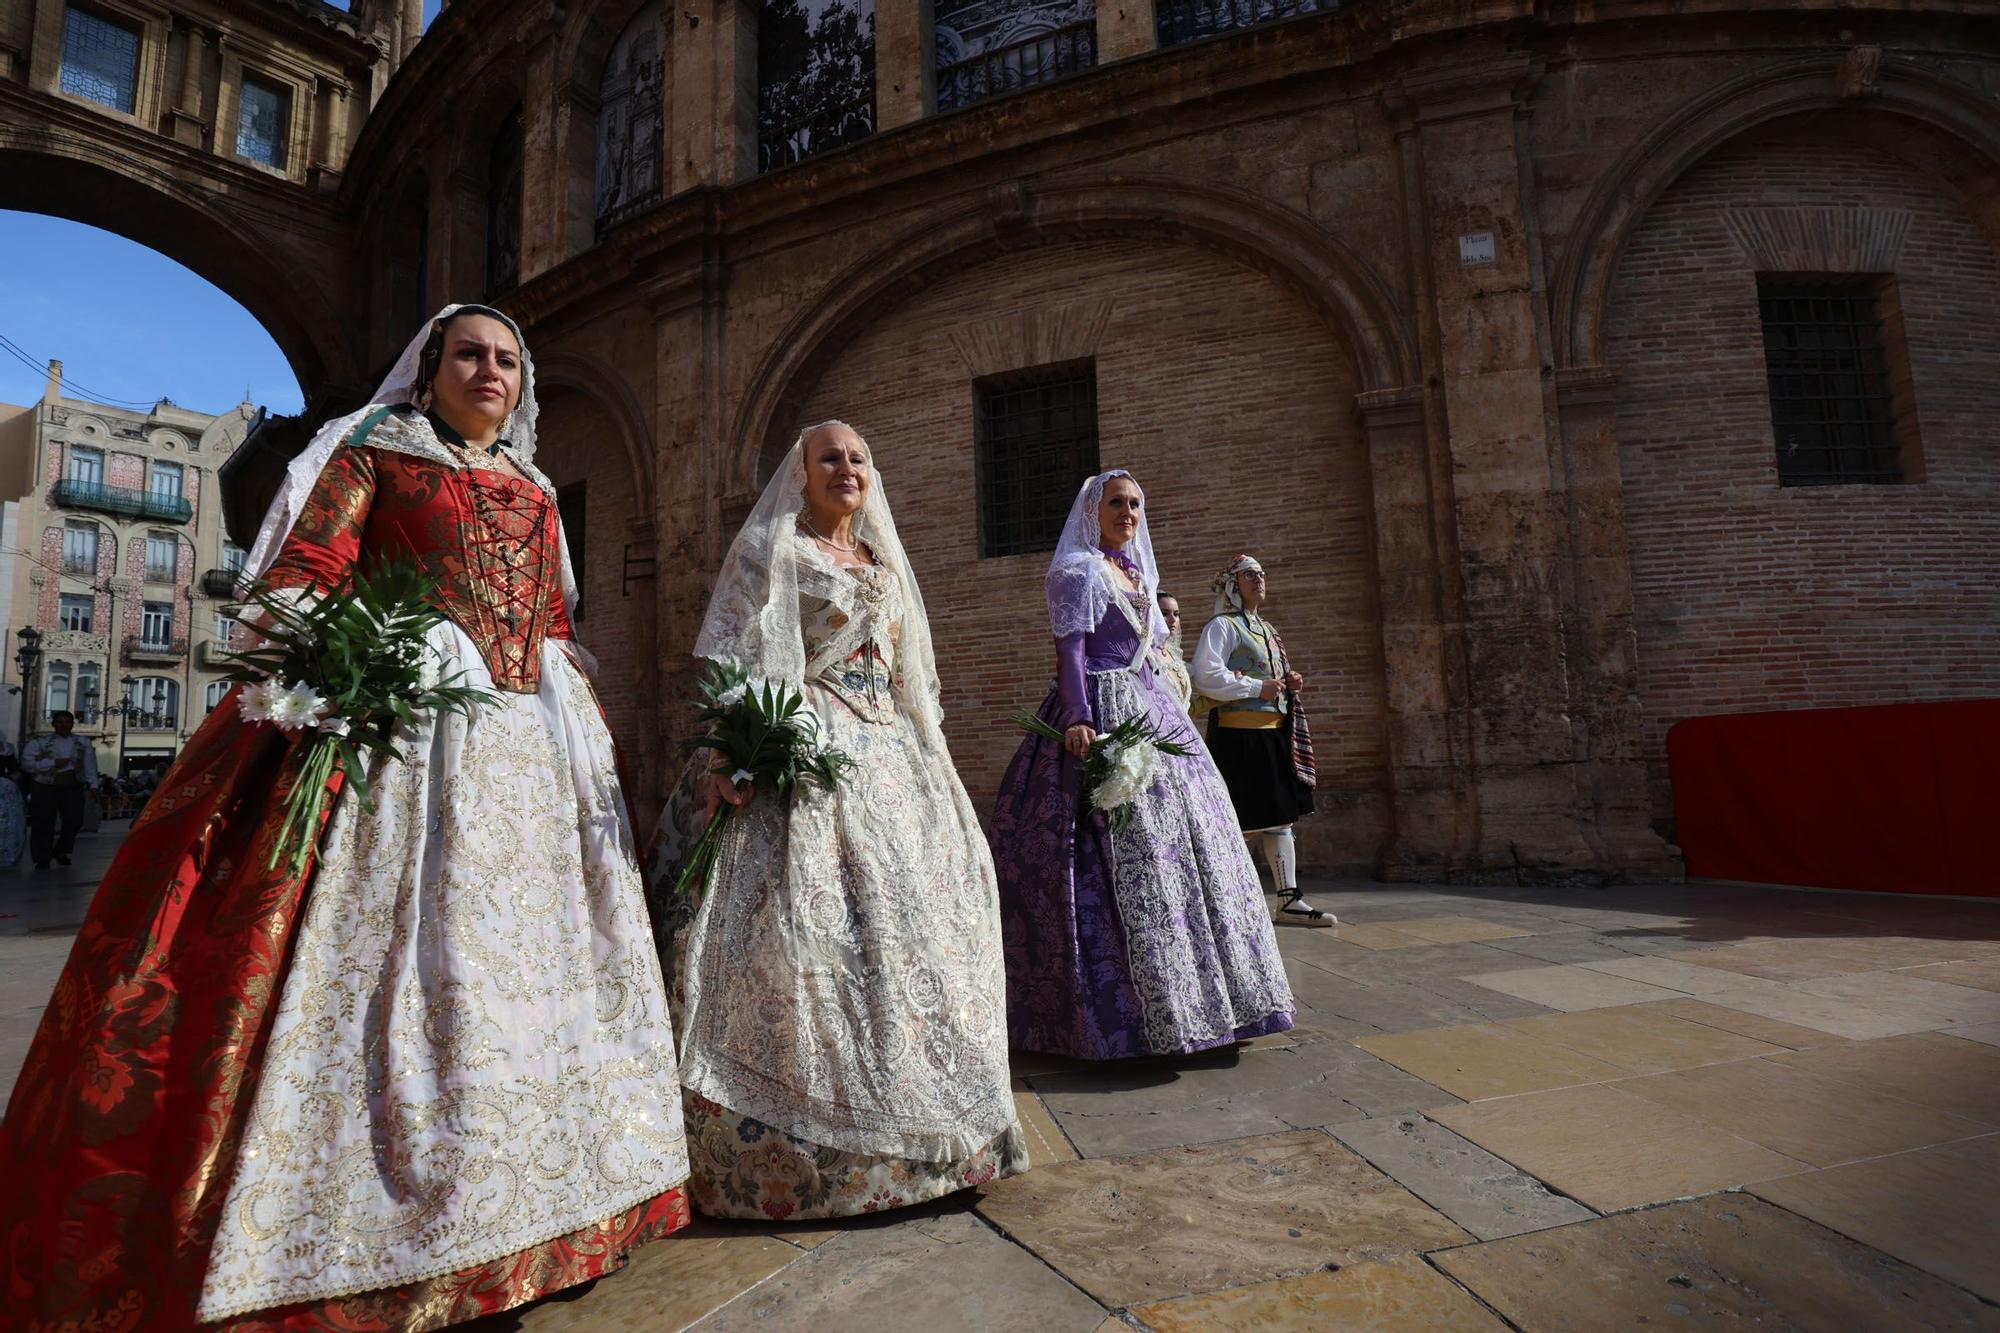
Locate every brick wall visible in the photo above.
<box><xmin>1604</xmin><ymin>119</ymin><xmax>2000</xmax><ymax>831</ymax></box>
<box><xmin>793</xmin><ymin>236</ymin><xmax>1389</xmax><ymax>869</ymax></box>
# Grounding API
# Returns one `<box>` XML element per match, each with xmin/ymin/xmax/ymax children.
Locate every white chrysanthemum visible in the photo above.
<box><xmin>238</xmin><ymin>677</ymin><xmax>285</xmax><ymax>724</ymax></box>
<box><xmin>269</xmin><ymin>681</ymin><xmax>329</xmax><ymax>732</ymax></box>
<box><xmin>1090</xmin><ymin>738</ymin><xmax>1160</xmax><ymax>814</ymax></box>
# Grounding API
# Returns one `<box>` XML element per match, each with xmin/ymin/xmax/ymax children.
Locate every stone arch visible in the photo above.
<box><xmin>728</xmin><ymin>176</ymin><xmax>1417</xmax><ymax>492</ymax></box>
<box><xmin>1554</xmin><ymin>54</ymin><xmax>2000</xmax><ymax>370</ymax></box>
<box><xmin>532</xmin><ymin>351</ymin><xmax>657</xmax><ymax>520</ymax></box>
<box><xmin>0</xmin><ymin>133</ymin><xmax>355</xmax><ymax>400</ymax></box>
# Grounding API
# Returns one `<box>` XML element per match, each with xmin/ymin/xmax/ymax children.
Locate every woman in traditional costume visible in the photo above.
<box><xmin>989</xmin><ymin>471</ymin><xmax>1294</xmax><ymax>1060</ymax></box>
<box><xmin>1193</xmin><ymin>553</ymin><xmax>1333</xmax><ymax>926</ymax></box>
<box><xmin>0</xmin><ymin>305</ymin><xmax>691</xmax><ymax>1331</ymax></box>
<box><xmin>1153</xmin><ymin>590</ymin><xmax>1194</xmax><ymax>712</ymax></box>
<box><xmin>649</xmin><ymin>420</ymin><xmax>1024</xmax><ymax>1220</ymax></box>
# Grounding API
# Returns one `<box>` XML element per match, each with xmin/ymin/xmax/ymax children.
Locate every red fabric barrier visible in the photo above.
<box><xmin>1667</xmin><ymin>699</ymin><xmax>2000</xmax><ymax>897</ymax></box>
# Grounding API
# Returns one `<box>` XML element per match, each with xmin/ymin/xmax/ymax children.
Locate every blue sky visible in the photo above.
<box><xmin>0</xmin><ymin>1</ymin><xmax>444</xmax><ymax>420</ymax></box>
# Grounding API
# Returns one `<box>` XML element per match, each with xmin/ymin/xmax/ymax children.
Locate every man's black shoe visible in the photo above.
<box><xmin>54</xmin><ymin>854</ymin><xmax>71</xmax><ymax>866</ymax></box>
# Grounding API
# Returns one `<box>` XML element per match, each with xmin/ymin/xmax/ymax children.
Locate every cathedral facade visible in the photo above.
<box><xmin>6</xmin><ymin>0</ymin><xmax>1997</xmax><ymax>881</ymax></box>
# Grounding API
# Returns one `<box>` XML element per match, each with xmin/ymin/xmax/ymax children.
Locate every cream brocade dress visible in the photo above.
<box><xmin>657</xmin><ymin>535</ymin><xmax>1026</xmax><ymax>1221</ymax></box>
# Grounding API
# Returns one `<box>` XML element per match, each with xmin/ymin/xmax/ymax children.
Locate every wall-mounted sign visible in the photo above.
<box><xmin>1459</xmin><ymin>232</ymin><xmax>1497</xmax><ymax>266</ymax></box>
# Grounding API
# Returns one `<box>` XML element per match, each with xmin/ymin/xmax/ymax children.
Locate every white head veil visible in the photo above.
<box><xmin>1045</xmin><ymin>469</ymin><xmax>1168</xmax><ymax>644</ymax></box>
<box><xmin>694</xmin><ymin>421</ymin><xmax>945</xmax><ymax>742</ymax></box>
<box><xmin>240</xmin><ymin>304</ymin><xmax>575</xmax><ymax>610</ymax></box>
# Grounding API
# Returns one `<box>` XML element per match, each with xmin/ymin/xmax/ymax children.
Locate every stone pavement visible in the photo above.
<box><xmin>0</xmin><ymin>818</ymin><xmax>126</xmax><ymax>1097</ymax></box>
<box><xmin>6</xmin><ymin>868</ymin><xmax>1998</xmax><ymax>1329</ymax></box>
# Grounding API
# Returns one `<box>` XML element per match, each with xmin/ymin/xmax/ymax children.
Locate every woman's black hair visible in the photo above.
<box><xmin>413</xmin><ymin>304</ymin><xmax>516</xmax><ymax>406</ymax></box>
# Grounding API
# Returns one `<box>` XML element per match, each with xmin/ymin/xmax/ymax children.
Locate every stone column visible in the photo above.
<box><xmin>1553</xmin><ymin>365</ymin><xmax>1682</xmax><ymax>874</ymax></box>
<box><xmin>1392</xmin><ymin>56</ymin><xmax>1602</xmax><ymax>881</ymax></box>
<box><xmin>874</xmin><ymin>0</ymin><xmax>933</xmax><ymax>129</ymax></box>
<box><xmin>670</xmin><ymin>0</ymin><xmax>759</xmax><ymax>193</ymax></box>
<box><xmin>163</xmin><ymin>19</ymin><xmax>209</xmax><ymax>147</ymax></box>
<box><xmin>645</xmin><ymin>255</ymin><xmax>729</xmax><ymax>775</ymax></box>
<box><xmin>1095</xmin><ymin>0</ymin><xmax>1157</xmax><ymax>64</ymax></box>
<box><xmin>519</xmin><ymin>24</ymin><xmax>565</xmax><ymax>284</ymax></box>
<box><xmin>1357</xmin><ymin>384</ymin><xmax>1477</xmax><ymax>879</ymax></box>
<box><xmin>401</xmin><ymin>0</ymin><xmax>424</xmax><ymax>61</ymax></box>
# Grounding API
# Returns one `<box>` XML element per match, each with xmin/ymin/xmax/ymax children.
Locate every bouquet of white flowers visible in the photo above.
<box><xmin>667</xmin><ymin>660</ymin><xmax>856</xmax><ymax>899</ymax></box>
<box><xmin>1010</xmin><ymin>711</ymin><xmax>1199</xmax><ymax>831</ymax></box>
<box><xmin>222</xmin><ymin>559</ymin><xmax>497</xmax><ymax>875</ymax></box>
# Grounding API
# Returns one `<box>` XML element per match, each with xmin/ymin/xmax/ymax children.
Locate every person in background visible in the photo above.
<box><xmin>1192</xmin><ymin>554</ymin><xmax>1333</xmax><ymax>926</ymax></box>
<box><xmin>21</xmin><ymin>710</ymin><xmax>98</xmax><ymax>869</ymax></box>
<box><xmin>1153</xmin><ymin>591</ymin><xmax>1194</xmax><ymax>711</ymax></box>
<box><xmin>0</xmin><ymin>737</ymin><xmax>25</xmax><ymax>867</ymax></box>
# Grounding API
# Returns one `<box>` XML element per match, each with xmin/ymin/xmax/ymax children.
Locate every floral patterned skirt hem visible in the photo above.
<box><xmin>683</xmin><ymin>1093</ymin><xmax>1029</xmax><ymax>1222</ymax></box>
<box><xmin>217</xmin><ymin>1186</ymin><xmax>693</xmax><ymax>1332</ymax></box>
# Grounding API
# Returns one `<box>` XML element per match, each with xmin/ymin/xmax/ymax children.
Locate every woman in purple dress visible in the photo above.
<box><xmin>991</xmin><ymin>470</ymin><xmax>1295</xmax><ymax>1060</ymax></box>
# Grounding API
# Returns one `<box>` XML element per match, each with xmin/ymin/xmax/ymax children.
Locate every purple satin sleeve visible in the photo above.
<box><xmin>1055</xmin><ymin>632</ymin><xmax>1091</xmax><ymax>729</ymax></box>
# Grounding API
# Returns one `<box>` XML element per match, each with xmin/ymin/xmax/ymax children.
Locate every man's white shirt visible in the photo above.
<box><xmin>21</xmin><ymin>733</ymin><xmax>99</xmax><ymax>785</ymax></box>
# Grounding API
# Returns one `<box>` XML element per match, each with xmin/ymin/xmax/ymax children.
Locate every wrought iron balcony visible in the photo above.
<box><xmin>936</xmin><ymin>20</ymin><xmax>1096</xmax><ymax>111</ymax></box>
<box><xmin>1155</xmin><ymin>0</ymin><xmax>1335</xmax><ymax>47</ymax></box>
<box><xmin>52</xmin><ymin>479</ymin><xmax>193</xmax><ymax>524</ymax></box>
<box><xmin>201</xmin><ymin>568</ymin><xmax>243</xmax><ymax>598</ymax></box>
<box><xmin>123</xmin><ymin>633</ymin><xmax>189</xmax><ymax>663</ymax></box>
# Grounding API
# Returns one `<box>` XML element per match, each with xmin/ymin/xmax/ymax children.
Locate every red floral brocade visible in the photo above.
<box><xmin>263</xmin><ymin>442</ymin><xmax>574</xmax><ymax>694</ymax></box>
<box><xmin>0</xmin><ymin>441</ymin><xmax>688</xmax><ymax>1331</ymax></box>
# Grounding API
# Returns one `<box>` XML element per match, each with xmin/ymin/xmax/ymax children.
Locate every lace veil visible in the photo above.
<box><xmin>694</xmin><ymin>422</ymin><xmax>944</xmax><ymax>744</ymax></box>
<box><xmin>240</xmin><ymin>304</ymin><xmax>576</xmax><ymax>611</ymax></box>
<box><xmin>1046</xmin><ymin>469</ymin><xmax>1168</xmax><ymax>643</ymax></box>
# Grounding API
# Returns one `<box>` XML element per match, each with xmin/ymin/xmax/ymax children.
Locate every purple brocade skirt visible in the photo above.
<box><xmin>990</xmin><ymin>663</ymin><xmax>1295</xmax><ymax>1060</ymax></box>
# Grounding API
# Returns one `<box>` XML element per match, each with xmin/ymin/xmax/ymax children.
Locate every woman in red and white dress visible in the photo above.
<box><xmin>0</xmin><ymin>305</ymin><xmax>690</xmax><ymax>1331</ymax></box>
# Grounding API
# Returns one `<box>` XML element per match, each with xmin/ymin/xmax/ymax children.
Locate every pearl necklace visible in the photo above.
<box><xmin>801</xmin><ymin>518</ymin><xmax>862</xmax><ymax>552</ymax></box>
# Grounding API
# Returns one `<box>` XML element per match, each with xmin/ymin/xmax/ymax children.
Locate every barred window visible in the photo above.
<box><xmin>1758</xmin><ymin>277</ymin><xmax>1907</xmax><ymax>487</ymax></box>
<box><xmin>60</xmin><ymin>6</ymin><xmax>140</xmax><ymax>114</ymax></box>
<box><xmin>236</xmin><ymin>75</ymin><xmax>289</xmax><ymax>169</ymax></box>
<box><xmin>975</xmin><ymin>360</ymin><xmax>1099</xmax><ymax>558</ymax></box>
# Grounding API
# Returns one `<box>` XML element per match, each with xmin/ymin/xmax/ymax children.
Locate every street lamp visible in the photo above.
<box><xmin>14</xmin><ymin>625</ymin><xmax>43</xmax><ymax>750</ymax></box>
<box><xmin>106</xmin><ymin>673</ymin><xmax>170</xmax><ymax>779</ymax></box>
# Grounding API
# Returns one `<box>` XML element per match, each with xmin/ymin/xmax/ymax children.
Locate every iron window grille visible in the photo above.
<box><xmin>757</xmin><ymin>0</ymin><xmax>877</xmax><ymax>173</ymax></box>
<box><xmin>1155</xmin><ymin>0</ymin><xmax>1334</xmax><ymax>47</ymax></box>
<box><xmin>60</xmin><ymin>6</ymin><xmax>140</xmax><ymax>113</ymax></box>
<box><xmin>975</xmin><ymin>361</ymin><xmax>1100</xmax><ymax>558</ymax></box>
<box><xmin>1758</xmin><ymin>278</ymin><xmax>1904</xmax><ymax>487</ymax></box>
<box><xmin>236</xmin><ymin>75</ymin><xmax>289</xmax><ymax>169</ymax></box>
<box><xmin>935</xmin><ymin>0</ymin><xmax>1097</xmax><ymax>112</ymax></box>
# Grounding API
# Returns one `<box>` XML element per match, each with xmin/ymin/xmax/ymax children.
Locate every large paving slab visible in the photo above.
<box><xmin>1356</xmin><ymin>1023</ymin><xmax>1628</xmax><ymax>1101</ymax></box>
<box><xmin>1127</xmin><ymin>1255</ymin><xmax>1509</xmax><ymax>1331</ymax></box>
<box><xmin>1370</xmin><ymin>917</ymin><xmax>1534</xmax><ymax>944</ymax></box>
<box><xmin>1431</xmin><ymin>1083</ymin><xmax>1807</xmax><ymax>1213</ymax></box>
<box><xmin>1028</xmin><ymin>1044</ymin><xmax>1459</xmax><ymax>1157</ymax></box>
<box><xmin>1013</xmin><ymin>1084</ymin><xmax>1083</xmax><ymax>1165</ymax></box>
<box><xmin>1611</xmin><ymin>1058</ymin><xmax>1991</xmax><ymax>1168</ymax></box>
<box><xmin>1795</xmin><ymin>970</ymin><xmax>2000</xmax><ymax>1027</ymax></box>
<box><xmin>1903</xmin><ymin>957</ymin><xmax>2000</xmax><ymax>992</ymax></box>
<box><xmin>975</xmin><ymin>1130</ymin><xmax>1471</xmax><ymax>1308</ymax></box>
<box><xmin>1462</xmin><ymin>964</ymin><xmax>1683</xmax><ymax>1012</ymax></box>
<box><xmin>1501</xmin><ymin>1002</ymin><xmax>1789</xmax><ymax>1074</ymax></box>
<box><xmin>1329</xmin><ymin>1114</ymin><xmax>1595</xmax><ymax>1240</ymax></box>
<box><xmin>1670</xmin><ymin>935</ymin><xmax>1989</xmax><ymax>982</ymax></box>
<box><xmin>1944</xmin><ymin>1020</ymin><xmax>2000</xmax><ymax>1047</ymax></box>
<box><xmin>689</xmin><ymin>1210</ymin><xmax>1106</xmax><ymax>1332</ymax></box>
<box><xmin>511</xmin><ymin>1228</ymin><xmax>801</xmax><ymax>1331</ymax></box>
<box><xmin>1750</xmin><ymin>1134</ymin><xmax>2000</xmax><ymax>1304</ymax></box>
<box><xmin>1762</xmin><ymin>1031</ymin><xmax>2000</xmax><ymax>1125</ymax></box>
<box><xmin>1433</xmin><ymin>1195</ymin><xmax>2000</xmax><ymax>1332</ymax></box>
<box><xmin>1585</xmin><ymin>958</ymin><xmax>1942</xmax><ymax>1039</ymax></box>
<box><xmin>1652</xmin><ymin>997</ymin><xmax>1848</xmax><ymax>1049</ymax></box>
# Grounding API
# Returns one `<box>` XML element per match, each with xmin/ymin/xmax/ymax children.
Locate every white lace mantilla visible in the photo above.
<box><xmin>196</xmin><ymin>630</ymin><xmax>688</xmax><ymax>1321</ymax></box>
<box><xmin>677</xmin><ymin>549</ymin><xmax>1018</xmax><ymax>1161</ymax></box>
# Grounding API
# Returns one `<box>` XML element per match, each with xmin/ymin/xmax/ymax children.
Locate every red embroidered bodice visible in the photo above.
<box><xmin>263</xmin><ymin>441</ymin><xmax>574</xmax><ymax>693</ymax></box>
